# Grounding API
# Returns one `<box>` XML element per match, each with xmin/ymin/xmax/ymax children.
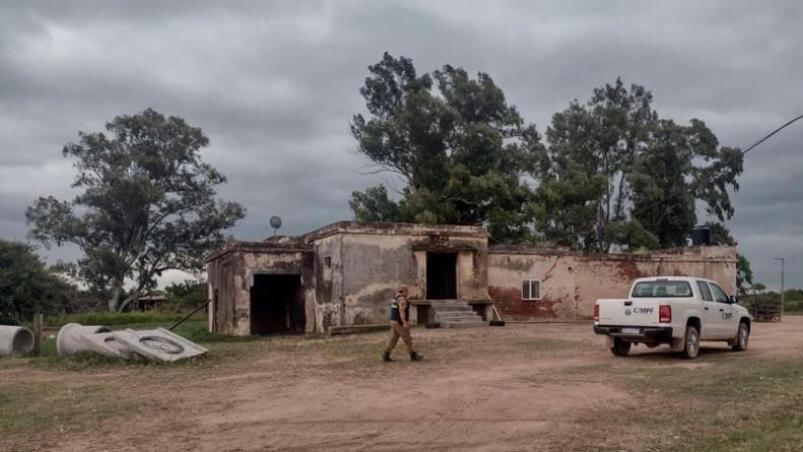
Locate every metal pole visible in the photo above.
<box><xmin>169</xmin><ymin>300</ymin><xmax>211</xmax><ymax>331</ymax></box>
<box><xmin>775</xmin><ymin>257</ymin><xmax>785</xmax><ymax>320</ymax></box>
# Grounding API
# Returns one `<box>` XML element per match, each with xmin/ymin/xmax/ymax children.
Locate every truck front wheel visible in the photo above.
<box><xmin>682</xmin><ymin>325</ymin><xmax>700</xmax><ymax>359</ymax></box>
<box><xmin>610</xmin><ymin>338</ymin><xmax>631</xmax><ymax>357</ymax></box>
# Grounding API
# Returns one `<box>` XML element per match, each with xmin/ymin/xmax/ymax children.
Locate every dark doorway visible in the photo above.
<box><xmin>427</xmin><ymin>253</ymin><xmax>457</xmax><ymax>299</ymax></box>
<box><xmin>250</xmin><ymin>274</ymin><xmax>305</xmax><ymax>335</ymax></box>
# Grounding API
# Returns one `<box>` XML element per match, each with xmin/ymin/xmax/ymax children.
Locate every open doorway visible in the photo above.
<box><xmin>250</xmin><ymin>274</ymin><xmax>305</xmax><ymax>335</ymax></box>
<box><xmin>427</xmin><ymin>253</ymin><xmax>457</xmax><ymax>299</ymax></box>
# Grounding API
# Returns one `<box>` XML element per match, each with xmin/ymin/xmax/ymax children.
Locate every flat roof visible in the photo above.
<box><xmin>301</xmin><ymin>221</ymin><xmax>488</xmax><ymax>242</ymax></box>
<box><xmin>206</xmin><ymin>239</ymin><xmax>313</xmax><ymax>262</ymax></box>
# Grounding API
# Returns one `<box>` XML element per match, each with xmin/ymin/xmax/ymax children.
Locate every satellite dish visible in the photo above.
<box><xmin>269</xmin><ymin>216</ymin><xmax>282</xmax><ymax>236</ymax></box>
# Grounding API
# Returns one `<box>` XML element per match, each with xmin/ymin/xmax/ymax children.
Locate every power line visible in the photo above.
<box><xmin>742</xmin><ymin>114</ymin><xmax>803</xmax><ymax>155</ymax></box>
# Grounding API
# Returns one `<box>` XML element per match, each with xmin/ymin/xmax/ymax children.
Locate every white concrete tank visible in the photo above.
<box><xmin>56</xmin><ymin>323</ymin><xmax>112</xmax><ymax>356</ymax></box>
<box><xmin>0</xmin><ymin>325</ymin><xmax>35</xmax><ymax>357</ymax></box>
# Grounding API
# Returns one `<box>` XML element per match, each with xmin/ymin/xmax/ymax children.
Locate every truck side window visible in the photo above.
<box><xmin>710</xmin><ymin>283</ymin><xmax>729</xmax><ymax>303</ymax></box>
<box><xmin>696</xmin><ymin>281</ymin><xmax>713</xmax><ymax>302</ymax></box>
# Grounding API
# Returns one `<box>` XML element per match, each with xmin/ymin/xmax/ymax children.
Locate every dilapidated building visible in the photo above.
<box><xmin>207</xmin><ymin>221</ymin><xmax>737</xmax><ymax>335</ymax></box>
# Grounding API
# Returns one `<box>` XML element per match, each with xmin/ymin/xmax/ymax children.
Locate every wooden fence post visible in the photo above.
<box><xmin>33</xmin><ymin>312</ymin><xmax>43</xmax><ymax>353</ymax></box>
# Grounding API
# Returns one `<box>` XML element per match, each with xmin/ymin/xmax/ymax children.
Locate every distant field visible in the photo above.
<box><xmin>2</xmin><ymin>315</ymin><xmax>803</xmax><ymax>451</ymax></box>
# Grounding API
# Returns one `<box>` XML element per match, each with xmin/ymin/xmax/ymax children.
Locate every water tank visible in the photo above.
<box><xmin>690</xmin><ymin>226</ymin><xmax>712</xmax><ymax>246</ymax></box>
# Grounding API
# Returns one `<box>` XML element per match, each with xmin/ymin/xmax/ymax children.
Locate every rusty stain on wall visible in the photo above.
<box><xmin>487</xmin><ymin>245</ymin><xmax>738</xmax><ymax>321</ymax></box>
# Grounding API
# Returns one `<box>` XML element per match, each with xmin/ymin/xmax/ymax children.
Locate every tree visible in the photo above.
<box><xmin>752</xmin><ymin>282</ymin><xmax>766</xmax><ymax>294</ymax></box>
<box><xmin>350</xmin><ymin>53</ymin><xmax>544</xmax><ymax>243</ymax></box>
<box><xmin>537</xmin><ymin>79</ymin><xmax>743</xmax><ymax>251</ymax></box>
<box><xmin>349</xmin><ymin>185</ymin><xmax>401</xmax><ymax>222</ymax></box>
<box><xmin>735</xmin><ymin>254</ymin><xmax>754</xmax><ymax>296</ymax></box>
<box><xmin>0</xmin><ymin>240</ymin><xmax>75</xmax><ymax>324</ymax></box>
<box><xmin>705</xmin><ymin>221</ymin><xmax>752</xmax><ymax>295</ymax></box>
<box><xmin>27</xmin><ymin>109</ymin><xmax>245</xmax><ymax>312</ymax></box>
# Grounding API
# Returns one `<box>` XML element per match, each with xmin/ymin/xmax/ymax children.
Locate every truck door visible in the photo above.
<box><xmin>710</xmin><ymin>282</ymin><xmax>737</xmax><ymax>339</ymax></box>
<box><xmin>696</xmin><ymin>280</ymin><xmax>720</xmax><ymax>340</ymax></box>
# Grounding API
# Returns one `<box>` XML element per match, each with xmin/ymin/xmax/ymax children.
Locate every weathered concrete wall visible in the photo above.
<box><xmin>334</xmin><ymin>228</ymin><xmax>489</xmax><ymax>327</ymax></box>
<box><xmin>487</xmin><ymin>246</ymin><xmax>738</xmax><ymax>321</ymax></box>
<box><xmin>208</xmin><ymin>242</ymin><xmax>314</xmax><ymax>335</ymax></box>
<box><xmin>340</xmin><ymin>233</ymin><xmax>420</xmax><ymax>326</ymax></box>
<box><xmin>313</xmin><ymin>234</ymin><xmax>343</xmax><ymax>332</ymax></box>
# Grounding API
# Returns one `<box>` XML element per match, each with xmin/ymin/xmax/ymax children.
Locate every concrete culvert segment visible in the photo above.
<box><xmin>0</xmin><ymin>325</ymin><xmax>35</xmax><ymax>357</ymax></box>
<box><xmin>56</xmin><ymin>323</ymin><xmax>112</xmax><ymax>356</ymax></box>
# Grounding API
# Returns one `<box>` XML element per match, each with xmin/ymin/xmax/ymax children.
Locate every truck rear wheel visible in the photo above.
<box><xmin>732</xmin><ymin>322</ymin><xmax>749</xmax><ymax>351</ymax></box>
<box><xmin>610</xmin><ymin>338</ymin><xmax>631</xmax><ymax>357</ymax></box>
<box><xmin>682</xmin><ymin>325</ymin><xmax>700</xmax><ymax>359</ymax></box>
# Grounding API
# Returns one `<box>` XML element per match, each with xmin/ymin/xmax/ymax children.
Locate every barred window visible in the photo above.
<box><xmin>522</xmin><ymin>280</ymin><xmax>541</xmax><ymax>301</ymax></box>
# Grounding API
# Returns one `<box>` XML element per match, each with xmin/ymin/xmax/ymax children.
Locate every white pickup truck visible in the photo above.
<box><xmin>593</xmin><ymin>276</ymin><xmax>751</xmax><ymax>359</ymax></box>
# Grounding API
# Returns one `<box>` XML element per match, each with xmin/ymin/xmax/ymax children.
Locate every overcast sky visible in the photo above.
<box><xmin>1</xmin><ymin>1</ymin><xmax>802</xmax><ymax>290</ymax></box>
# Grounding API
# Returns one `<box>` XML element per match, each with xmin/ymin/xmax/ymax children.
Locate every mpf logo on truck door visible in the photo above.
<box><xmin>625</xmin><ymin>307</ymin><xmax>654</xmax><ymax>316</ymax></box>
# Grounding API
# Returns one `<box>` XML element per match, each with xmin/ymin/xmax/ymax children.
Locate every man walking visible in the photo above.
<box><xmin>382</xmin><ymin>286</ymin><xmax>423</xmax><ymax>362</ymax></box>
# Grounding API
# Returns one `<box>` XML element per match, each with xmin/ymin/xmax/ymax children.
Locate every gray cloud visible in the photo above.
<box><xmin>2</xmin><ymin>0</ymin><xmax>803</xmax><ymax>289</ymax></box>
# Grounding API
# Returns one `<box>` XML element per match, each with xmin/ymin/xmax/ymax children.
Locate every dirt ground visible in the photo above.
<box><xmin>3</xmin><ymin>317</ymin><xmax>803</xmax><ymax>451</ymax></box>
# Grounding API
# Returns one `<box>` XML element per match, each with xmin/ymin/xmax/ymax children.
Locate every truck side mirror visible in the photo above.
<box><xmin>729</xmin><ymin>295</ymin><xmax>737</xmax><ymax>304</ymax></box>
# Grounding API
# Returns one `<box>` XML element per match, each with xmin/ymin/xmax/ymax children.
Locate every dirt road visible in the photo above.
<box><xmin>4</xmin><ymin>317</ymin><xmax>803</xmax><ymax>451</ymax></box>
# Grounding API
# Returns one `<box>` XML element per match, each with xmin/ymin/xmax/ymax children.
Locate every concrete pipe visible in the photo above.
<box><xmin>56</xmin><ymin>323</ymin><xmax>112</xmax><ymax>357</ymax></box>
<box><xmin>0</xmin><ymin>325</ymin><xmax>35</xmax><ymax>357</ymax></box>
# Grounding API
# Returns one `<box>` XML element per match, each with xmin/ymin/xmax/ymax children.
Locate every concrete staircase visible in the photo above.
<box><xmin>431</xmin><ymin>300</ymin><xmax>487</xmax><ymax>328</ymax></box>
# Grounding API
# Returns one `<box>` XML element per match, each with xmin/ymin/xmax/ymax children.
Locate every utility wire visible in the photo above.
<box><xmin>545</xmin><ymin>113</ymin><xmax>803</xmax><ymax>247</ymax></box>
<box><xmin>742</xmin><ymin>114</ymin><xmax>803</xmax><ymax>155</ymax></box>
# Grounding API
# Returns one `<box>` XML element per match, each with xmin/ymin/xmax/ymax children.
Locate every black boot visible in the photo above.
<box><xmin>410</xmin><ymin>352</ymin><xmax>423</xmax><ymax>361</ymax></box>
<box><xmin>382</xmin><ymin>352</ymin><xmax>393</xmax><ymax>362</ymax></box>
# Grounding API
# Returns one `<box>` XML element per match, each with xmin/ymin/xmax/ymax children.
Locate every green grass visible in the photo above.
<box><xmin>693</xmin><ymin>405</ymin><xmax>803</xmax><ymax>451</ymax></box>
<box><xmin>550</xmin><ymin>355</ymin><xmax>803</xmax><ymax>451</ymax></box>
<box><xmin>44</xmin><ymin>311</ymin><xmax>186</xmax><ymax>327</ymax></box>
<box><xmin>0</xmin><ymin>380</ymin><xmax>154</xmax><ymax>437</ymax></box>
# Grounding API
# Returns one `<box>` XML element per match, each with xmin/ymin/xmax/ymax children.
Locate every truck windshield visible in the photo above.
<box><xmin>631</xmin><ymin>281</ymin><xmax>693</xmax><ymax>298</ymax></box>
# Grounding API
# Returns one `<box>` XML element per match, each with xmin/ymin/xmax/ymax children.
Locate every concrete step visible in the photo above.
<box><xmin>435</xmin><ymin>313</ymin><xmax>483</xmax><ymax>321</ymax></box>
<box><xmin>429</xmin><ymin>300</ymin><xmax>487</xmax><ymax>329</ymax></box>
<box><xmin>434</xmin><ymin>306</ymin><xmax>474</xmax><ymax>313</ymax></box>
<box><xmin>435</xmin><ymin>310</ymin><xmax>480</xmax><ymax>316</ymax></box>
<box><xmin>435</xmin><ymin>317</ymin><xmax>482</xmax><ymax>323</ymax></box>
<box><xmin>442</xmin><ymin>320</ymin><xmax>488</xmax><ymax>329</ymax></box>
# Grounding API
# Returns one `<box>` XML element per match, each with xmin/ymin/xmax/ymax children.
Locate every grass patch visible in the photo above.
<box><xmin>555</xmin><ymin>355</ymin><xmax>803</xmax><ymax>451</ymax></box>
<box><xmin>45</xmin><ymin>311</ymin><xmax>186</xmax><ymax>327</ymax></box>
<box><xmin>691</xmin><ymin>401</ymin><xmax>803</xmax><ymax>451</ymax></box>
<box><xmin>0</xmin><ymin>381</ymin><xmax>153</xmax><ymax>437</ymax></box>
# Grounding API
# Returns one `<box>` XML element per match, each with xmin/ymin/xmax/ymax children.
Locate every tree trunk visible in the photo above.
<box><xmin>108</xmin><ymin>282</ymin><xmax>123</xmax><ymax>312</ymax></box>
<box><xmin>117</xmin><ymin>294</ymin><xmax>139</xmax><ymax>313</ymax></box>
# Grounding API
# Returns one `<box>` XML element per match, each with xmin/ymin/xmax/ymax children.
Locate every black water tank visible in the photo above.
<box><xmin>690</xmin><ymin>226</ymin><xmax>712</xmax><ymax>246</ymax></box>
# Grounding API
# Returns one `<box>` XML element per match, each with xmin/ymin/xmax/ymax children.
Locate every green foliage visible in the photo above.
<box><xmin>736</xmin><ymin>253</ymin><xmax>754</xmax><ymax>295</ymax></box>
<box><xmin>350</xmin><ymin>53</ymin><xmax>544</xmax><ymax>243</ymax></box>
<box><xmin>26</xmin><ymin>109</ymin><xmax>245</xmax><ymax>312</ymax></box>
<box><xmin>164</xmin><ymin>279</ymin><xmax>207</xmax><ymax>311</ymax></box>
<box><xmin>0</xmin><ymin>240</ymin><xmax>76</xmax><ymax>324</ymax></box>
<box><xmin>747</xmin><ymin>289</ymin><xmax>803</xmax><ymax>312</ymax></box>
<box><xmin>44</xmin><ymin>311</ymin><xmax>185</xmax><ymax>327</ymax></box>
<box><xmin>349</xmin><ymin>185</ymin><xmax>402</xmax><ymax>222</ymax></box>
<box><xmin>704</xmin><ymin>221</ymin><xmax>752</xmax><ymax>294</ymax></box>
<box><xmin>536</xmin><ymin>78</ymin><xmax>743</xmax><ymax>251</ymax></box>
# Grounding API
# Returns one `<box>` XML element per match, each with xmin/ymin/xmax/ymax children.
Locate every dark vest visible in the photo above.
<box><xmin>390</xmin><ymin>296</ymin><xmax>409</xmax><ymax>322</ymax></box>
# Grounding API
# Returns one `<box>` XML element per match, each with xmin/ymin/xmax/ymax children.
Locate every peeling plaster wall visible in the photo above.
<box><xmin>339</xmin><ymin>234</ymin><xmax>419</xmax><ymax>326</ymax></box>
<box><xmin>313</xmin><ymin>234</ymin><xmax>343</xmax><ymax>332</ymax></box>
<box><xmin>487</xmin><ymin>246</ymin><xmax>738</xmax><ymax>321</ymax></box>
<box><xmin>337</xmin><ymin>231</ymin><xmax>491</xmax><ymax>326</ymax></box>
<box><xmin>208</xmin><ymin>249</ymin><xmax>314</xmax><ymax>335</ymax></box>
